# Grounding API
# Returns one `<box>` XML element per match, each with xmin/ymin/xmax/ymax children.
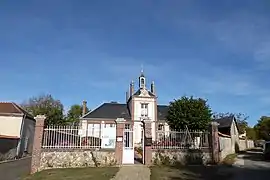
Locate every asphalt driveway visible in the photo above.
<box><xmin>232</xmin><ymin>148</ymin><xmax>270</xmax><ymax>180</ymax></box>
<box><xmin>0</xmin><ymin>157</ymin><xmax>31</xmax><ymax>180</ymax></box>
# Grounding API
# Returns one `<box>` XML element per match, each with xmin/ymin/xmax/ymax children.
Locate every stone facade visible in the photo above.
<box><xmin>152</xmin><ymin>149</ymin><xmax>211</xmax><ymax>165</ymax></box>
<box><xmin>39</xmin><ymin>150</ymin><xmax>116</xmax><ymax>171</ymax></box>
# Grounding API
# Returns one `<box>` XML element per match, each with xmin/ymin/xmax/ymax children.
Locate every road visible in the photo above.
<box><xmin>0</xmin><ymin>157</ymin><xmax>31</xmax><ymax>180</ymax></box>
<box><xmin>231</xmin><ymin>148</ymin><xmax>270</xmax><ymax>180</ymax></box>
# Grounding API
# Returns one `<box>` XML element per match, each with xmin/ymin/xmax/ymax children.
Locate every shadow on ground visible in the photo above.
<box><xmin>239</xmin><ymin>148</ymin><xmax>270</xmax><ymax>162</ymax></box>
<box><xmin>151</xmin><ymin>149</ymin><xmax>270</xmax><ymax>180</ymax></box>
<box><xmin>151</xmin><ymin>164</ymin><xmax>270</xmax><ymax>180</ymax></box>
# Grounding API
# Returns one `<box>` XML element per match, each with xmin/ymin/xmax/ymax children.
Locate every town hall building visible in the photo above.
<box><xmin>81</xmin><ymin>70</ymin><xmax>170</xmax><ymax>145</ymax></box>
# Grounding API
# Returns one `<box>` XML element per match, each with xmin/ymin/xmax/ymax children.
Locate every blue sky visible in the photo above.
<box><xmin>1</xmin><ymin>0</ymin><xmax>270</xmax><ymax>126</ymax></box>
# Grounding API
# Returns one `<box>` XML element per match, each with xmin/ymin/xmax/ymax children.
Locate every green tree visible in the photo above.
<box><xmin>246</xmin><ymin>127</ymin><xmax>257</xmax><ymax>140</ymax></box>
<box><xmin>213</xmin><ymin>112</ymin><xmax>248</xmax><ymax>134</ymax></box>
<box><xmin>166</xmin><ymin>96</ymin><xmax>212</xmax><ymax>131</ymax></box>
<box><xmin>22</xmin><ymin>94</ymin><xmax>65</xmax><ymax>126</ymax></box>
<box><xmin>254</xmin><ymin>116</ymin><xmax>270</xmax><ymax>140</ymax></box>
<box><xmin>66</xmin><ymin>104</ymin><xmax>89</xmax><ymax>125</ymax></box>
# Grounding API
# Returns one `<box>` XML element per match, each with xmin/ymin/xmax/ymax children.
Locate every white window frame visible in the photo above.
<box><xmin>141</xmin><ymin>103</ymin><xmax>148</xmax><ymax>117</ymax></box>
<box><xmin>158</xmin><ymin>124</ymin><xmax>164</xmax><ymax>131</ymax></box>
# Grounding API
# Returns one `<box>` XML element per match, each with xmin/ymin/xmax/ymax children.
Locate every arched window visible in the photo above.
<box><xmin>140</xmin><ymin>77</ymin><xmax>145</xmax><ymax>88</ymax></box>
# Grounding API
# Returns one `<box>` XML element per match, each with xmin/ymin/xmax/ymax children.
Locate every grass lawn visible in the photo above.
<box><xmin>23</xmin><ymin>167</ymin><xmax>119</xmax><ymax>180</ymax></box>
<box><xmin>150</xmin><ymin>165</ymin><xmax>234</xmax><ymax>180</ymax></box>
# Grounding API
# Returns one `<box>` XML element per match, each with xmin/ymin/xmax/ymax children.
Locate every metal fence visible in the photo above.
<box><xmin>152</xmin><ymin>130</ymin><xmax>210</xmax><ymax>149</ymax></box>
<box><xmin>42</xmin><ymin>125</ymin><xmax>116</xmax><ymax>149</ymax></box>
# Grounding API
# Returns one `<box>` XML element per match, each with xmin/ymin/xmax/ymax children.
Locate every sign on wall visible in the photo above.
<box><xmin>101</xmin><ymin>127</ymin><xmax>116</xmax><ymax>148</ymax></box>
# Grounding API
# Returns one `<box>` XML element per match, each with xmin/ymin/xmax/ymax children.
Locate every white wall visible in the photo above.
<box><xmin>230</xmin><ymin>120</ymin><xmax>240</xmax><ymax>152</ymax></box>
<box><xmin>133</xmin><ymin>97</ymin><xmax>156</xmax><ymax>143</ymax></box>
<box><xmin>0</xmin><ymin>116</ymin><xmax>22</xmax><ymax>137</ymax></box>
<box><xmin>219</xmin><ymin>136</ymin><xmax>233</xmax><ymax>160</ymax></box>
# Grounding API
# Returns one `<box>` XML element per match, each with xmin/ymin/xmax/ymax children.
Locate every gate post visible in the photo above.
<box><xmin>115</xmin><ymin>118</ymin><xmax>125</xmax><ymax>165</ymax></box>
<box><xmin>143</xmin><ymin>120</ymin><xmax>152</xmax><ymax>165</ymax></box>
<box><xmin>31</xmin><ymin>115</ymin><xmax>46</xmax><ymax>174</ymax></box>
<box><xmin>209</xmin><ymin>121</ymin><xmax>220</xmax><ymax>164</ymax></box>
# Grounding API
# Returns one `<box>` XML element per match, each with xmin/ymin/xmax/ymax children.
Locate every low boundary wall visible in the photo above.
<box><xmin>39</xmin><ymin>149</ymin><xmax>116</xmax><ymax>171</ymax></box>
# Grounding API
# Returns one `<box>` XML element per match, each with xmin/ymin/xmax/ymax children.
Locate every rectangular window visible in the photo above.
<box><xmin>125</xmin><ymin>124</ymin><xmax>131</xmax><ymax>129</ymax></box>
<box><xmin>158</xmin><ymin>124</ymin><xmax>164</xmax><ymax>131</ymax></box>
<box><xmin>141</xmin><ymin>103</ymin><xmax>148</xmax><ymax>117</ymax></box>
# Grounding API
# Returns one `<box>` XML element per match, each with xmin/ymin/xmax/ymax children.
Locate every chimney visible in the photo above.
<box><xmin>126</xmin><ymin>91</ymin><xmax>129</xmax><ymax>102</ymax></box>
<box><xmin>82</xmin><ymin>100</ymin><xmax>87</xmax><ymax>116</ymax></box>
<box><xmin>151</xmin><ymin>81</ymin><xmax>155</xmax><ymax>94</ymax></box>
<box><xmin>130</xmin><ymin>80</ymin><xmax>134</xmax><ymax>97</ymax></box>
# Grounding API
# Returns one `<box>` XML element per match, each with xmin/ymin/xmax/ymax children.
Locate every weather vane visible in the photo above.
<box><xmin>141</xmin><ymin>64</ymin><xmax>144</xmax><ymax>74</ymax></box>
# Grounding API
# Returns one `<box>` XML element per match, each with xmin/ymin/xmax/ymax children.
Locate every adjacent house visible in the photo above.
<box><xmin>0</xmin><ymin>102</ymin><xmax>35</xmax><ymax>159</ymax></box>
<box><xmin>213</xmin><ymin>116</ymin><xmax>239</xmax><ymax>136</ymax></box>
<box><xmin>214</xmin><ymin>116</ymin><xmax>240</xmax><ymax>152</ymax></box>
<box><xmin>80</xmin><ymin>70</ymin><xmax>170</xmax><ymax>145</ymax></box>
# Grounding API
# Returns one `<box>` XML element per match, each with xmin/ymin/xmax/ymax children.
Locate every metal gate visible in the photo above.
<box><xmin>122</xmin><ymin>124</ymin><xmax>134</xmax><ymax>164</ymax></box>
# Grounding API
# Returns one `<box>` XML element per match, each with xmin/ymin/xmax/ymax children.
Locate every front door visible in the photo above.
<box><xmin>122</xmin><ymin>124</ymin><xmax>134</xmax><ymax>164</ymax></box>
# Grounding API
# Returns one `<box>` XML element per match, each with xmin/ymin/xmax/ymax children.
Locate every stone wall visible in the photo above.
<box><xmin>39</xmin><ymin>149</ymin><xmax>116</xmax><ymax>171</ymax></box>
<box><xmin>152</xmin><ymin>149</ymin><xmax>211</xmax><ymax>165</ymax></box>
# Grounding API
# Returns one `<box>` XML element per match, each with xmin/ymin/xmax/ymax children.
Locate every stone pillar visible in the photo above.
<box><xmin>30</xmin><ymin>115</ymin><xmax>46</xmax><ymax>174</ymax></box>
<box><xmin>143</xmin><ymin>120</ymin><xmax>152</xmax><ymax>165</ymax></box>
<box><xmin>209</xmin><ymin>122</ymin><xmax>220</xmax><ymax>164</ymax></box>
<box><xmin>115</xmin><ymin>118</ymin><xmax>125</xmax><ymax>165</ymax></box>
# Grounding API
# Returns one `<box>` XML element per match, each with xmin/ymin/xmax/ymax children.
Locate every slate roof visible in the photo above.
<box><xmin>83</xmin><ymin>103</ymin><xmax>131</xmax><ymax>120</ymax></box>
<box><xmin>213</xmin><ymin>116</ymin><xmax>235</xmax><ymax>128</ymax></box>
<box><xmin>0</xmin><ymin>102</ymin><xmax>34</xmax><ymax>120</ymax></box>
<box><xmin>82</xmin><ymin>102</ymin><xmax>169</xmax><ymax>120</ymax></box>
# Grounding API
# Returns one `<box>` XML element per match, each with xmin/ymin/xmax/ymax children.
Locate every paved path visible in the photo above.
<box><xmin>0</xmin><ymin>157</ymin><xmax>31</xmax><ymax>180</ymax></box>
<box><xmin>111</xmin><ymin>165</ymin><xmax>150</xmax><ymax>180</ymax></box>
<box><xmin>231</xmin><ymin>149</ymin><xmax>270</xmax><ymax>180</ymax></box>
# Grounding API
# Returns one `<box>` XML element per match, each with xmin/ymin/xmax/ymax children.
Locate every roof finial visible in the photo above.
<box><xmin>141</xmin><ymin>64</ymin><xmax>144</xmax><ymax>74</ymax></box>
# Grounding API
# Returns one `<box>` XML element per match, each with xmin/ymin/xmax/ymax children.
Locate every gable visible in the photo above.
<box><xmin>133</xmin><ymin>89</ymin><xmax>155</xmax><ymax>97</ymax></box>
<box><xmin>213</xmin><ymin>116</ymin><xmax>234</xmax><ymax>128</ymax></box>
<box><xmin>0</xmin><ymin>102</ymin><xmax>34</xmax><ymax>120</ymax></box>
<box><xmin>213</xmin><ymin>116</ymin><xmax>240</xmax><ymax>133</ymax></box>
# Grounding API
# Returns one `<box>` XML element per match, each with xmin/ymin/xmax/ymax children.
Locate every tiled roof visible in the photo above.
<box><xmin>0</xmin><ymin>102</ymin><xmax>34</xmax><ymax>119</ymax></box>
<box><xmin>82</xmin><ymin>102</ymin><xmax>169</xmax><ymax>120</ymax></box>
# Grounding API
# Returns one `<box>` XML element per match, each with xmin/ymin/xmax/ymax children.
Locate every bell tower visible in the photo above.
<box><xmin>139</xmin><ymin>69</ymin><xmax>146</xmax><ymax>89</ymax></box>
